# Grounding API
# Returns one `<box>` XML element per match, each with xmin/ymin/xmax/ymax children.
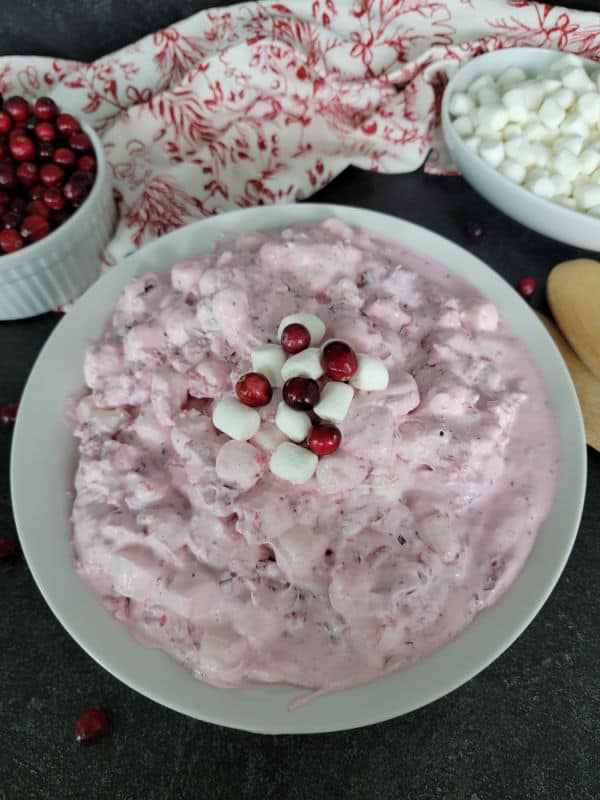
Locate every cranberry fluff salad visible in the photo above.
<box><xmin>71</xmin><ymin>217</ymin><xmax>560</xmax><ymax>698</ymax></box>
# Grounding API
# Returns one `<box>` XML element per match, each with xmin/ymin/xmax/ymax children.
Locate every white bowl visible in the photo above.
<box><xmin>0</xmin><ymin>123</ymin><xmax>115</xmax><ymax>320</ymax></box>
<box><xmin>11</xmin><ymin>204</ymin><xmax>586</xmax><ymax>734</ymax></box>
<box><xmin>442</xmin><ymin>48</ymin><xmax>600</xmax><ymax>250</ymax></box>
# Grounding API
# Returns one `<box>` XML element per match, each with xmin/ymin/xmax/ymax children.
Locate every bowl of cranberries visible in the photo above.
<box><xmin>0</xmin><ymin>94</ymin><xmax>115</xmax><ymax>319</ymax></box>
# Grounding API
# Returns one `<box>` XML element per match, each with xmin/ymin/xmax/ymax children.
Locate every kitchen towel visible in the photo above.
<box><xmin>0</xmin><ymin>0</ymin><xmax>598</xmax><ymax>263</ymax></box>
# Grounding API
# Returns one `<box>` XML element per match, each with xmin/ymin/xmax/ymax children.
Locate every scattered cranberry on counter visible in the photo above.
<box><xmin>282</xmin><ymin>376</ymin><xmax>320</xmax><ymax>411</ymax></box>
<box><xmin>281</xmin><ymin>323</ymin><xmax>311</xmax><ymax>355</ymax></box>
<box><xmin>75</xmin><ymin>707</ymin><xmax>110</xmax><ymax>745</ymax></box>
<box><xmin>0</xmin><ymin>537</ymin><xmax>19</xmax><ymax>563</ymax></box>
<box><xmin>517</xmin><ymin>276</ymin><xmax>537</xmax><ymax>300</ymax></box>
<box><xmin>322</xmin><ymin>341</ymin><xmax>358</xmax><ymax>381</ymax></box>
<box><xmin>465</xmin><ymin>220</ymin><xmax>485</xmax><ymax>242</ymax></box>
<box><xmin>307</xmin><ymin>423</ymin><xmax>342</xmax><ymax>456</ymax></box>
<box><xmin>235</xmin><ymin>372</ymin><xmax>273</xmax><ymax>408</ymax></box>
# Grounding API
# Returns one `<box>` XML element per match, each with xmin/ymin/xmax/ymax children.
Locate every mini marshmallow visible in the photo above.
<box><xmin>502</xmin><ymin>123</ymin><xmax>523</xmax><ymax>140</ymax></box>
<box><xmin>505</xmin><ymin>104</ymin><xmax>529</xmax><ymax>123</ymax></box>
<box><xmin>212</xmin><ymin>396</ymin><xmax>261</xmax><ymax>441</ymax></box>
<box><xmin>448</xmin><ymin>91</ymin><xmax>474</xmax><ymax>117</ymax></box>
<box><xmin>476</xmin><ymin>86</ymin><xmax>499</xmax><ymax>107</ymax></box>
<box><xmin>251</xmin><ymin>344</ymin><xmax>286</xmax><ymax>387</ymax></box>
<box><xmin>551</xmin><ymin>174</ymin><xmax>572</xmax><ymax>197</ymax></box>
<box><xmin>538</xmin><ymin>97</ymin><xmax>565</xmax><ymax>128</ymax></box>
<box><xmin>467</xmin><ymin>74</ymin><xmax>494</xmax><ymax>97</ymax></box>
<box><xmin>526</xmin><ymin>172</ymin><xmax>556</xmax><ymax>199</ymax></box>
<box><xmin>280</xmin><ymin>347</ymin><xmax>323</xmax><ymax>381</ymax></box>
<box><xmin>350</xmin><ymin>354</ymin><xmax>389</xmax><ymax>391</ymax></box>
<box><xmin>580</xmin><ymin>148</ymin><xmax>600</xmax><ymax>175</ymax></box>
<box><xmin>313</xmin><ymin>382</ymin><xmax>354</xmax><ymax>423</ymax></box>
<box><xmin>522</xmin><ymin>120</ymin><xmax>552</xmax><ymax>142</ymax></box>
<box><xmin>476</xmin><ymin>105</ymin><xmax>509</xmax><ymax>133</ymax></box>
<box><xmin>270</xmin><ymin>442</ymin><xmax>318</xmax><ymax>485</ymax></box>
<box><xmin>453</xmin><ymin>116</ymin><xmax>473</xmax><ymax>137</ymax></box>
<box><xmin>499</xmin><ymin>159</ymin><xmax>526</xmax><ymax>184</ymax></box>
<box><xmin>501</xmin><ymin>86</ymin><xmax>527</xmax><ymax>111</ymax></box>
<box><xmin>531</xmin><ymin>142</ymin><xmax>550</xmax><ymax>167</ymax></box>
<box><xmin>553</xmin><ymin>149</ymin><xmax>582</xmax><ymax>181</ymax></box>
<box><xmin>554</xmin><ymin>195</ymin><xmax>577</xmax><ymax>209</ymax></box>
<box><xmin>552</xmin><ymin>87</ymin><xmax>576</xmax><ymax>110</ymax></box>
<box><xmin>479</xmin><ymin>137</ymin><xmax>505</xmax><ymax>168</ymax></box>
<box><xmin>574</xmin><ymin>181</ymin><xmax>600</xmax><ymax>209</ymax></box>
<box><xmin>497</xmin><ymin>67</ymin><xmax>527</xmax><ymax>92</ymax></box>
<box><xmin>541</xmin><ymin>78</ymin><xmax>562</xmax><ymax>96</ymax></box>
<box><xmin>277</xmin><ymin>313</ymin><xmax>326</xmax><ymax>346</ymax></box>
<box><xmin>576</xmin><ymin>92</ymin><xmax>600</xmax><ymax>124</ymax></box>
<box><xmin>522</xmin><ymin>80</ymin><xmax>546</xmax><ymax>110</ymax></box>
<box><xmin>275</xmin><ymin>402</ymin><xmax>311</xmax><ymax>443</ymax></box>
<box><xmin>550</xmin><ymin>54</ymin><xmax>583</xmax><ymax>74</ymax></box>
<box><xmin>464</xmin><ymin>135</ymin><xmax>481</xmax><ymax>151</ymax></box>
<box><xmin>552</xmin><ymin>134</ymin><xmax>584</xmax><ymax>156</ymax></box>
<box><xmin>561</xmin><ymin>67</ymin><xmax>595</xmax><ymax>94</ymax></box>
<box><xmin>505</xmin><ymin>138</ymin><xmax>536</xmax><ymax>167</ymax></box>
<box><xmin>560</xmin><ymin>113</ymin><xmax>589</xmax><ymax>138</ymax></box>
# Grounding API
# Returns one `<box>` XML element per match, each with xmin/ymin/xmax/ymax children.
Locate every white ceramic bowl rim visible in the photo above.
<box><xmin>0</xmin><ymin>122</ymin><xmax>107</xmax><ymax>282</ymax></box>
<box><xmin>10</xmin><ymin>204</ymin><xmax>587</xmax><ymax>734</ymax></box>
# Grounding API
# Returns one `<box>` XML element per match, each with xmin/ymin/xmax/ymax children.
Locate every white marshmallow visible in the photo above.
<box><xmin>269</xmin><ymin>442</ymin><xmax>317</xmax><ymax>485</ymax></box>
<box><xmin>576</xmin><ymin>92</ymin><xmax>600</xmax><ymax>124</ymax></box>
<box><xmin>554</xmin><ymin>195</ymin><xmax>577</xmax><ymax>209</ymax></box>
<box><xmin>580</xmin><ymin>148</ymin><xmax>600</xmax><ymax>175</ymax></box>
<box><xmin>551</xmin><ymin>174</ymin><xmax>572</xmax><ymax>197</ymax></box>
<box><xmin>476</xmin><ymin>87</ymin><xmax>499</xmax><ymax>107</ymax></box>
<box><xmin>538</xmin><ymin>97</ymin><xmax>566</xmax><ymax>128</ymax></box>
<box><xmin>275</xmin><ymin>402</ymin><xmax>311</xmax><ymax>443</ymax></box>
<box><xmin>522</xmin><ymin>80</ymin><xmax>546</xmax><ymax>110</ymax></box>
<box><xmin>497</xmin><ymin>67</ymin><xmax>527</xmax><ymax>92</ymax></box>
<box><xmin>506</xmin><ymin>104</ymin><xmax>529</xmax><ymax>123</ymax></box>
<box><xmin>313</xmin><ymin>382</ymin><xmax>354</xmax><ymax>423</ymax></box>
<box><xmin>448</xmin><ymin>91</ymin><xmax>474</xmax><ymax>117</ymax></box>
<box><xmin>561</xmin><ymin>67</ymin><xmax>595</xmax><ymax>94</ymax></box>
<box><xmin>591</xmin><ymin>167</ymin><xmax>600</xmax><ymax>183</ymax></box>
<box><xmin>499</xmin><ymin>159</ymin><xmax>526</xmax><ymax>184</ymax></box>
<box><xmin>541</xmin><ymin>78</ymin><xmax>562</xmax><ymax>96</ymax></box>
<box><xmin>522</xmin><ymin>120</ymin><xmax>552</xmax><ymax>142</ymax></box>
<box><xmin>350</xmin><ymin>354</ymin><xmax>389</xmax><ymax>391</ymax></box>
<box><xmin>550</xmin><ymin>54</ymin><xmax>583</xmax><ymax>74</ymax></box>
<box><xmin>531</xmin><ymin>142</ymin><xmax>550</xmax><ymax>167</ymax></box>
<box><xmin>277</xmin><ymin>313</ymin><xmax>326</xmax><ymax>346</ymax></box>
<box><xmin>250</xmin><ymin>344</ymin><xmax>286</xmax><ymax>387</ymax></box>
<box><xmin>501</xmin><ymin>86</ymin><xmax>527</xmax><ymax>111</ymax></box>
<box><xmin>212</xmin><ymin>396</ymin><xmax>260</xmax><ymax>441</ymax></box>
<box><xmin>526</xmin><ymin>172</ymin><xmax>556</xmax><ymax>198</ymax></box>
<box><xmin>553</xmin><ymin>149</ymin><xmax>582</xmax><ymax>180</ymax></box>
<box><xmin>502</xmin><ymin>123</ymin><xmax>523</xmax><ymax>140</ymax></box>
<box><xmin>559</xmin><ymin>113</ymin><xmax>589</xmax><ymax>138</ymax></box>
<box><xmin>281</xmin><ymin>347</ymin><xmax>323</xmax><ymax>381</ymax></box>
<box><xmin>464</xmin><ymin>135</ymin><xmax>481</xmax><ymax>152</ymax></box>
<box><xmin>479</xmin><ymin>137</ymin><xmax>504</xmax><ymax>168</ymax></box>
<box><xmin>552</xmin><ymin>135</ymin><xmax>584</xmax><ymax>156</ymax></box>
<box><xmin>468</xmin><ymin>74</ymin><xmax>494</xmax><ymax>97</ymax></box>
<box><xmin>574</xmin><ymin>181</ymin><xmax>600</xmax><ymax>209</ymax></box>
<box><xmin>505</xmin><ymin>138</ymin><xmax>536</xmax><ymax>167</ymax></box>
<box><xmin>453</xmin><ymin>116</ymin><xmax>473</xmax><ymax>137</ymax></box>
<box><xmin>552</xmin><ymin>87</ymin><xmax>576</xmax><ymax>110</ymax></box>
<box><xmin>476</xmin><ymin>105</ymin><xmax>508</xmax><ymax>133</ymax></box>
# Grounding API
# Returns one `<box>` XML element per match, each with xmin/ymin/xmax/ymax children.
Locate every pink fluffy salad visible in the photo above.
<box><xmin>71</xmin><ymin>217</ymin><xmax>560</xmax><ymax>697</ymax></box>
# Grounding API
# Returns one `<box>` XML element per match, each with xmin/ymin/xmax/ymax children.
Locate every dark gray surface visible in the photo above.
<box><xmin>1</xmin><ymin>3</ymin><xmax>600</xmax><ymax>800</ymax></box>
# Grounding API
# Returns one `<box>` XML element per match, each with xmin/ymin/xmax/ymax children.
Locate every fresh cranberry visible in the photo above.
<box><xmin>281</xmin><ymin>323</ymin><xmax>311</xmax><ymax>355</ymax></box>
<box><xmin>307</xmin><ymin>423</ymin><xmax>342</xmax><ymax>456</ymax></box>
<box><xmin>10</xmin><ymin>196</ymin><xmax>26</xmax><ymax>214</ymax></box>
<box><xmin>0</xmin><ymin>164</ymin><xmax>16</xmax><ymax>190</ymax></box>
<box><xmin>56</xmin><ymin>113</ymin><xmax>80</xmax><ymax>135</ymax></box>
<box><xmin>16</xmin><ymin>161</ymin><xmax>37</xmax><ymax>187</ymax></box>
<box><xmin>236</xmin><ymin>372</ymin><xmax>273</xmax><ymax>407</ymax></box>
<box><xmin>465</xmin><ymin>220</ymin><xmax>485</xmax><ymax>242</ymax></box>
<box><xmin>29</xmin><ymin>183</ymin><xmax>45</xmax><ymax>200</ymax></box>
<box><xmin>35</xmin><ymin>122</ymin><xmax>56</xmax><ymax>142</ymax></box>
<box><xmin>75</xmin><ymin>708</ymin><xmax>110</xmax><ymax>745</ymax></box>
<box><xmin>4</xmin><ymin>96</ymin><xmax>30</xmax><ymax>122</ymax></box>
<box><xmin>43</xmin><ymin>187</ymin><xmax>66</xmax><ymax>211</ymax></box>
<box><xmin>34</xmin><ymin>97</ymin><xmax>58</xmax><ymax>121</ymax></box>
<box><xmin>68</xmin><ymin>132</ymin><xmax>92</xmax><ymax>152</ymax></box>
<box><xmin>0</xmin><ymin>112</ymin><xmax>13</xmax><ymax>134</ymax></box>
<box><xmin>282</xmin><ymin>376</ymin><xmax>320</xmax><ymax>411</ymax></box>
<box><xmin>53</xmin><ymin>147</ymin><xmax>76</xmax><ymax>168</ymax></box>
<box><xmin>0</xmin><ymin>191</ymin><xmax>9</xmax><ymax>206</ymax></box>
<box><xmin>9</xmin><ymin>134</ymin><xmax>35</xmax><ymax>161</ymax></box>
<box><xmin>20</xmin><ymin>215</ymin><xmax>50</xmax><ymax>243</ymax></box>
<box><xmin>0</xmin><ymin>228</ymin><xmax>24</xmax><ymax>253</ymax></box>
<box><xmin>22</xmin><ymin>116</ymin><xmax>37</xmax><ymax>134</ymax></box>
<box><xmin>37</xmin><ymin>142</ymin><xmax>54</xmax><ymax>161</ymax></box>
<box><xmin>39</xmin><ymin>163</ymin><xmax>64</xmax><ymax>187</ymax></box>
<box><xmin>322</xmin><ymin>341</ymin><xmax>358</xmax><ymax>381</ymax></box>
<box><xmin>0</xmin><ymin>136</ymin><xmax>8</xmax><ymax>159</ymax></box>
<box><xmin>517</xmin><ymin>277</ymin><xmax>537</xmax><ymax>299</ymax></box>
<box><xmin>0</xmin><ymin>402</ymin><xmax>18</xmax><ymax>423</ymax></box>
<box><xmin>26</xmin><ymin>200</ymin><xmax>50</xmax><ymax>219</ymax></box>
<box><xmin>63</xmin><ymin>174</ymin><xmax>91</xmax><ymax>203</ymax></box>
<box><xmin>0</xmin><ymin>537</ymin><xmax>19</xmax><ymax>563</ymax></box>
<box><xmin>78</xmin><ymin>154</ymin><xmax>96</xmax><ymax>173</ymax></box>
<box><xmin>2</xmin><ymin>211</ymin><xmax>21</xmax><ymax>230</ymax></box>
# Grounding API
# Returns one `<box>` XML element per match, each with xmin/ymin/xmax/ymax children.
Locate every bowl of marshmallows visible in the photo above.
<box><xmin>442</xmin><ymin>48</ymin><xmax>600</xmax><ymax>250</ymax></box>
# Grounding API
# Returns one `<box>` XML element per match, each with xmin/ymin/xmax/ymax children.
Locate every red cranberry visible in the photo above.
<box><xmin>26</xmin><ymin>200</ymin><xmax>50</xmax><ymax>219</ymax></box>
<box><xmin>10</xmin><ymin>196</ymin><xmax>26</xmax><ymax>213</ymax></box>
<box><xmin>517</xmin><ymin>277</ymin><xmax>537</xmax><ymax>299</ymax></box>
<box><xmin>0</xmin><ymin>112</ymin><xmax>13</xmax><ymax>134</ymax></box>
<box><xmin>0</xmin><ymin>191</ymin><xmax>10</xmax><ymax>205</ymax></box>
<box><xmin>43</xmin><ymin>187</ymin><xmax>66</xmax><ymax>210</ymax></box>
<box><xmin>68</xmin><ymin>132</ymin><xmax>92</xmax><ymax>152</ymax></box>
<box><xmin>0</xmin><ymin>164</ymin><xmax>16</xmax><ymax>190</ymax></box>
<box><xmin>0</xmin><ymin>228</ymin><xmax>24</xmax><ymax>253</ymax></box>
<box><xmin>34</xmin><ymin>97</ymin><xmax>58</xmax><ymax>121</ymax></box>
<box><xmin>37</xmin><ymin>142</ymin><xmax>54</xmax><ymax>161</ymax></box>
<box><xmin>75</xmin><ymin>708</ymin><xmax>110</xmax><ymax>745</ymax></box>
<box><xmin>56</xmin><ymin>113</ymin><xmax>80</xmax><ymax>135</ymax></box>
<box><xmin>307</xmin><ymin>423</ymin><xmax>342</xmax><ymax>456</ymax></box>
<box><xmin>16</xmin><ymin>161</ymin><xmax>37</xmax><ymax>187</ymax></box>
<box><xmin>29</xmin><ymin>183</ymin><xmax>45</xmax><ymax>200</ymax></box>
<box><xmin>39</xmin><ymin>163</ymin><xmax>64</xmax><ymax>187</ymax></box>
<box><xmin>2</xmin><ymin>211</ymin><xmax>22</xmax><ymax>230</ymax></box>
<box><xmin>282</xmin><ymin>376</ymin><xmax>320</xmax><ymax>411</ymax></box>
<box><xmin>53</xmin><ymin>147</ymin><xmax>76</xmax><ymax>168</ymax></box>
<box><xmin>465</xmin><ymin>220</ymin><xmax>485</xmax><ymax>242</ymax></box>
<box><xmin>281</xmin><ymin>323</ymin><xmax>311</xmax><ymax>355</ymax></box>
<box><xmin>0</xmin><ymin>136</ymin><xmax>8</xmax><ymax>159</ymax></box>
<box><xmin>4</xmin><ymin>96</ymin><xmax>30</xmax><ymax>122</ymax></box>
<box><xmin>0</xmin><ymin>537</ymin><xmax>19</xmax><ymax>563</ymax></box>
<box><xmin>20</xmin><ymin>215</ymin><xmax>50</xmax><ymax>243</ymax></box>
<box><xmin>236</xmin><ymin>372</ymin><xmax>273</xmax><ymax>407</ymax></box>
<box><xmin>322</xmin><ymin>341</ymin><xmax>358</xmax><ymax>381</ymax></box>
<box><xmin>78</xmin><ymin>154</ymin><xmax>96</xmax><ymax>173</ymax></box>
<box><xmin>9</xmin><ymin>134</ymin><xmax>35</xmax><ymax>161</ymax></box>
<box><xmin>63</xmin><ymin>174</ymin><xmax>91</xmax><ymax>203</ymax></box>
<box><xmin>24</xmin><ymin>116</ymin><xmax>37</xmax><ymax>134</ymax></box>
<box><xmin>35</xmin><ymin>122</ymin><xmax>56</xmax><ymax>142</ymax></box>
<box><xmin>0</xmin><ymin>402</ymin><xmax>18</xmax><ymax>423</ymax></box>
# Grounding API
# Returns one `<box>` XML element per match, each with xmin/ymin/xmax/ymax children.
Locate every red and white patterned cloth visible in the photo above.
<box><xmin>1</xmin><ymin>0</ymin><xmax>599</xmax><ymax>263</ymax></box>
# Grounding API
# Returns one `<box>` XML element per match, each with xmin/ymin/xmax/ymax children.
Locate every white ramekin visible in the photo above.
<box><xmin>0</xmin><ymin>123</ymin><xmax>116</xmax><ymax>320</ymax></box>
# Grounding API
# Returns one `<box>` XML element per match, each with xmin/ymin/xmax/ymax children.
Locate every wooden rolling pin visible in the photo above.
<box><xmin>538</xmin><ymin>312</ymin><xmax>600</xmax><ymax>451</ymax></box>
